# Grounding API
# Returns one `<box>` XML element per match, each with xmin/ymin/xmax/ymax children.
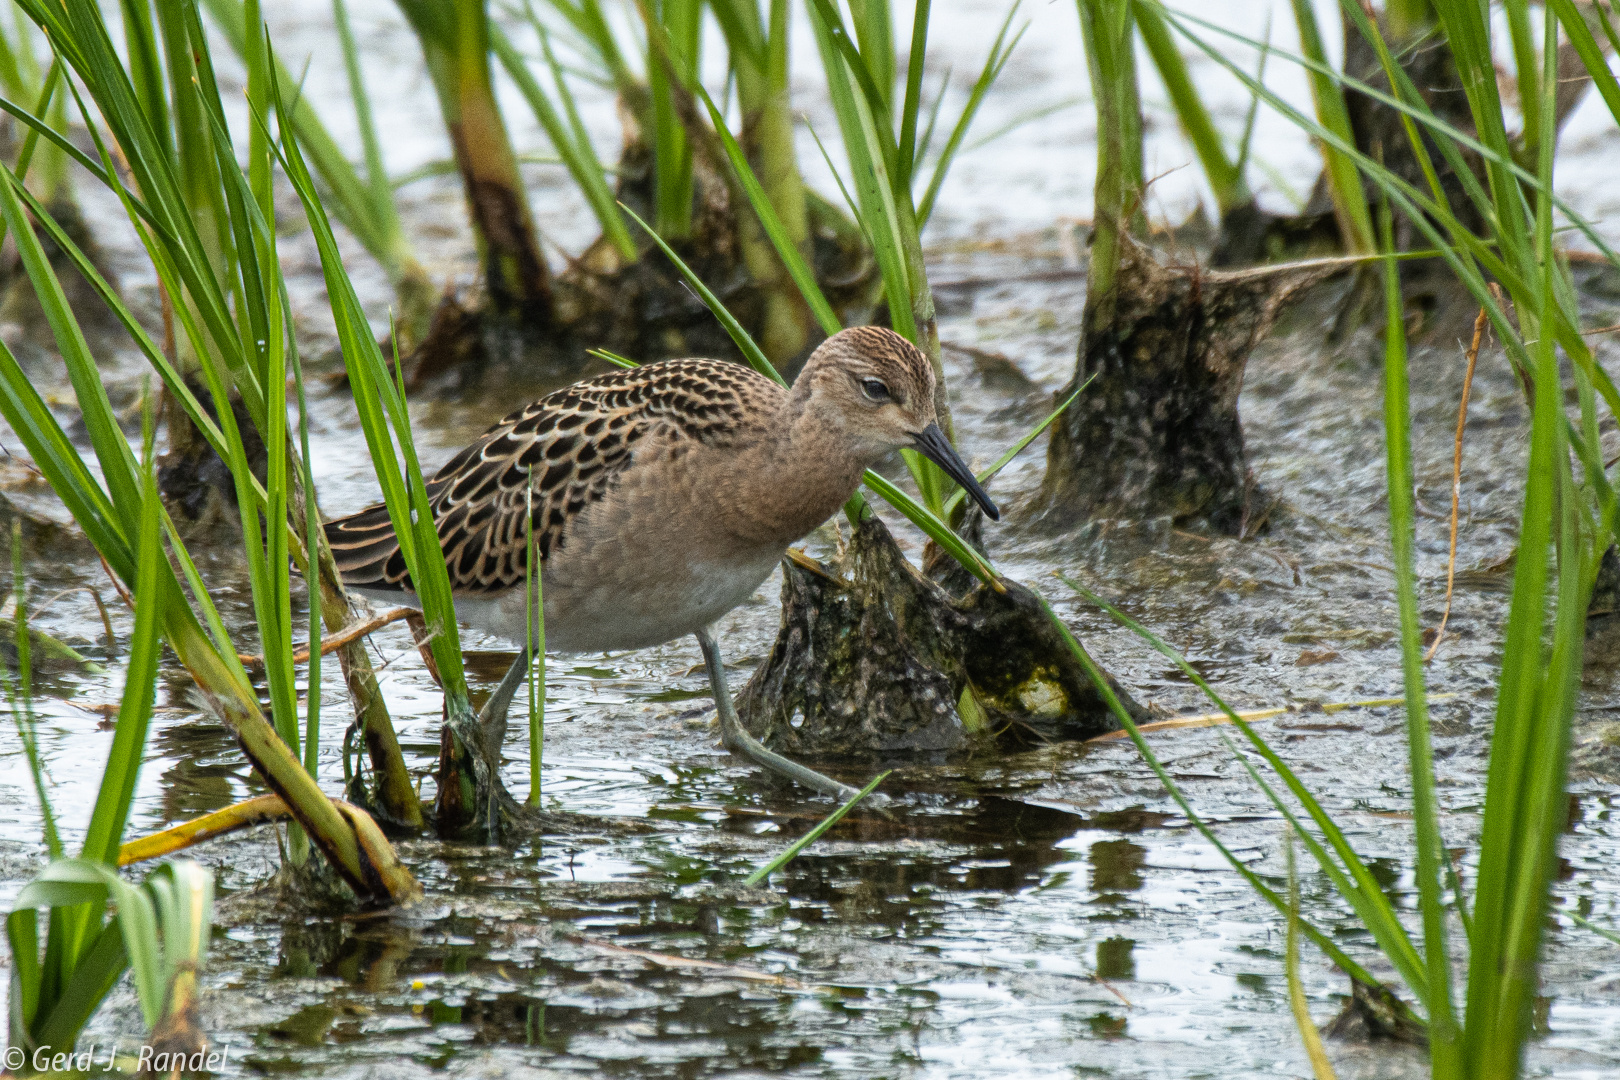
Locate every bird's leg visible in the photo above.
<box><xmin>694</xmin><ymin>625</ymin><xmax>862</xmax><ymax>801</ymax></box>
<box><xmin>479</xmin><ymin>648</ymin><xmax>533</xmax><ymax>754</ymax></box>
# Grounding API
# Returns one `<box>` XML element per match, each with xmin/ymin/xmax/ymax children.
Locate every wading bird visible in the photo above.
<box><xmin>325</xmin><ymin>326</ymin><xmax>998</xmax><ymax>799</ymax></box>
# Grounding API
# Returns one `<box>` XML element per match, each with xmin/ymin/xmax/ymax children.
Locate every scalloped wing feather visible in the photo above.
<box><xmin>324</xmin><ymin>358</ymin><xmax>778</xmax><ymax>596</ymax></box>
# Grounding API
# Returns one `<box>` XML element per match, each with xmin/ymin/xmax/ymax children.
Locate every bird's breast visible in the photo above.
<box><xmin>523</xmin><ymin>465</ymin><xmax>788</xmax><ymax>653</ymax></box>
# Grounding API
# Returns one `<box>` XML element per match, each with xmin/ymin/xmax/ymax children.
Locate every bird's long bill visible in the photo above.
<box><xmin>912</xmin><ymin>423</ymin><xmax>1000</xmax><ymax>521</ymax></box>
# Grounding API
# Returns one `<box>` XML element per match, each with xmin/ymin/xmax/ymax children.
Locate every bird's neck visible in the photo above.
<box><xmin>719</xmin><ymin>391</ymin><xmax>873</xmax><ymax>547</ymax></box>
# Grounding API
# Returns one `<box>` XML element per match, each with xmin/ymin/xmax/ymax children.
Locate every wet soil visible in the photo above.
<box><xmin>0</xmin><ymin>2</ymin><xmax>1619</xmax><ymax>1077</ymax></box>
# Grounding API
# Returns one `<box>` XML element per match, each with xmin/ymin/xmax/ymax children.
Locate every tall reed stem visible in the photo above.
<box><xmin>1078</xmin><ymin>0</ymin><xmax>1143</xmax><ymax>314</ymax></box>
<box><xmin>397</xmin><ymin>0</ymin><xmax>551</xmax><ymax>325</ymax></box>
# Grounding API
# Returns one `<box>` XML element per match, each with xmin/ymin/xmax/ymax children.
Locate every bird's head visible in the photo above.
<box><xmin>794</xmin><ymin>326</ymin><xmax>999</xmax><ymax>521</ymax></box>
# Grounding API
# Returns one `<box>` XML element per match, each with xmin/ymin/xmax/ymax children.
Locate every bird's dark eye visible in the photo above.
<box><xmin>860</xmin><ymin>378</ymin><xmax>891</xmax><ymax>403</ymax></box>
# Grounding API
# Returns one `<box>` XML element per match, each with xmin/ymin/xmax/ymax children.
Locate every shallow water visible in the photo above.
<box><xmin>2</xmin><ymin>2</ymin><xmax>1620</xmax><ymax>1078</ymax></box>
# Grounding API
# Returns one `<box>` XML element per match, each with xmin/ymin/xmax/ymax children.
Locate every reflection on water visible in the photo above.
<box><xmin>1095</xmin><ymin>936</ymin><xmax>1135</xmax><ymax>980</ymax></box>
<box><xmin>1090</xmin><ymin>839</ymin><xmax>1146</xmax><ymax>896</ymax></box>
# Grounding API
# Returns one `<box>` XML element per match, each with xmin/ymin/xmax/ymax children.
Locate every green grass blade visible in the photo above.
<box><xmin>158</xmin><ymin>503</ymin><xmax>251</xmax><ymax>692</ymax></box>
<box><xmin>42</xmin><ymin>5</ymin><xmax>258</xmax><ymax>417</ymax></box>
<box><xmin>8</xmin><ymin>906</ymin><xmax>42</xmax><ymax>1031</ymax></box>
<box><xmin>689</xmin><ymin>79</ymin><xmax>841</xmax><ymax>336</ymax></box>
<box><xmin>916</xmin><ymin>64</ymin><xmax>953</xmax><ymax>169</ymax></box>
<box><xmin>1550</xmin><ymin>0</ymin><xmax>1620</xmax><ymax>130</ymax></box>
<box><xmin>539</xmin><ymin>13</ymin><xmax>637</xmax><ymax>257</ymax></box>
<box><xmin>1377</xmin><ymin>199</ymin><xmax>1460</xmax><ymax>1066</ymax></box>
<box><xmin>525</xmin><ymin>478</ymin><xmax>545</xmax><ymax>807</ymax></box>
<box><xmin>79</xmin><ymin>428</ymin><xmax>165</xmax><ymax>867</ymax></box>
<box><xmin>746</xmin><ymin>771</ymin><xmax>890</xmax><ymax>885</ymax></box>
<box><xmin>0</xmin><ymin>7</ymin><xmax>34</xmax><ymax>101</ymax></box>
<box><xmin>10</xmin><ymin>61</ymin><xmax>60</xmax><ymax>184</ymax></box>
<box><xmin>587</xmin><ymin>346</ymin><xmax>640</xmax><ymax>369</ymax></box>
<box><xmin>1137</xmin><ymin>0</ymin><xmax>1245</xmax><ymax>214</ymax></box>
<box><xmin>642</xmin><ymin>0</ymin><xmax>698</xmax><ymax>239</ymax></box>
<box><xmin>806</xmin><ymin>118</ymin><xmax>870</xmax><ymax>243</ymax></box>
<box><xmin>805</xmin><ymin>0</ymin><xmax>899</xmax><ymax>176</ymax></box>
<box><xmin>118</xmin><ymin>0</ymin><xmax>170</xmax><ymax>158</ymax></box>
<box><xmin>1503</xmin><ymin>2</ymin><xmax>1544</xmax><ymax>163</ymax></box>
<box><xmin>17</xmin><ymin>861</ymin><xmax>161</xmax><ymax>1034</ymax></box>
<box><xmin>897</xmin><ymin>0</ymin><xmax>931</xmax><ymax>186</ymax></box>
<box><xmin>1285</xmin><ymin>836</ymin><xmax>1339</xmax><ymax>1080</ymax></box>
<box><xmin>847</xmin><ymin>0</ymin><xmax>894</xmax><ymax>113</ymax></box>
<box><xmin>0</xmin><ymin>343</ymin><xmax>131</xmax><ymax>574</ymax></box>
<box><xmin>859</xmin><ymin>469</ymin><xmax>996</xmax><ymax>585</ymax></box>
<box><xmin>293</xmin><ymin>339</ymin><xmax>323</xmax><ymax>780</ymax></box>
<box><xmin>201</xmin><ymin>0</ymin><xmax>400</xmax><ymax>265</ymax></box>
<box><xmin>1286</xmin><ymin>0</ymin><xmax>1373</xmax><ymax>251</ymax></box>
<box><xmin>1464</xmin><ymin>12</ymin><xmax>1584</xmax><ymax>1069</ymax></box>
<box><xmin>0</xmin><ymin>88</ymin><xmax>115</xmax><ymax>190</ymax></box>
<box><xmin>2</xmin><ymin>176</ymin><xmax>232</xmax><ymax>462</ymax></box>
<box><xmin>31</xmin><ymin>917</ymin><xmax>127</xmax><ymax>1047</ymax></box>
<box><xmin>808</xmin><ymin>0</ymin><xmax>916</xmax><ymax>342</ymax></box>
<box><xmin>917</xmin><ymin>3</ymin><xmax>1025</xmax><ymax>228</ymax></box>
<box><xmin>1569</xmin><ymin>912</ymin><xmax>1620</xmax><ymax>946</ymax></box>
<box><xmin>6</xmin><ymin>525</ymin><xmax>59</xmax><ymax>860</ymax></box>
<box><xmin>1231</xmin><ymin>17</ymin><xmax>1271</xmax><ymax>183</ymax></box>
<box><xmin>1059</xmin><ymin>576</ymin><xmax>1432</xmax><ymax>1003</ymax></box>
<box><xmin>495</xmin><ymin>16</ymin><xmax>635</xmax><ymax>258</ymax></box>
<box><xmin>621</xmin><ymin>201</ymin><xmax>786</xmax><ymax>385</ymax></box>
<box><xmin>332</xmin><ymin>0</ymin><xmax>396</xmax><ymax>227</ymax></box>
<box><xmin>0</xmin><ymin>165</ymin><xmax>141</xmax><ymax>522</ymax></box>
<box><xmin>940</xmin><ymin>375</ymin><xmax>1092</xmax><ymax>517</ymax></box>
<box><xmin>708</xmin><ymin>0</ymin><xmax>766</xmax><ymax>69</ymax></box>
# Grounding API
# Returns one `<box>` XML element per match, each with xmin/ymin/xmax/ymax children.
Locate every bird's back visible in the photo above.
<box><xmin>324</xmin><ymin>358</ymin><xmax>784</xmax><ymax>597</ymax></box>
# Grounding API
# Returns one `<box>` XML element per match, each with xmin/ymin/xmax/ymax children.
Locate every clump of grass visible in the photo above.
<box><xmin>0</xmin><ymin>0</ymin><xmax>423</xmax><ymax>886</ymax></box>
<box><xmin>273</xmin><ymin>60</ymin><xmax>517</xmax><ymax>838</ymax></box>
<box><xmin>212</xmin><ymin>0</ymin><xmax>1015</xmax><ymax>376</ymax></box>
<box><xmin>1054</xmin><ymin>4</ymin><xmax>1620</xmax><ymax>1073</ymax></box>
<box><xmin>498</xmin><ymin>0</ymin><xmax>865</xmax><ymax>367</ymax></box>
<box><xmin>5</xmin><ymin>408</ymin><xmax>215</xmax><ymax>1067</ymax></box>
<box><xmin>396</xmin><ymin>0</ymin><xmax>553</xmax><ymax>328</ymax></box>
<box><xmin>202</xmin><ymin>0</ymin><xmax>439</xmax><ymax>346</ymax></box>
<box><xmin>16</xmin><ymin>0</ymin><xmax>423</xmax><ymax>831</ymax></box>
<box><xmin>1044</xmin><ymin>0</ymin><xmax>1347</xmax><ymax>531</ymax></box>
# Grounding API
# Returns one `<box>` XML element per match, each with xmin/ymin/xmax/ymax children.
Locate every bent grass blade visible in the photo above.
<box><xmin>746</xmin><ymin>771</ymin><xmax>891</xmax><ymax>886</ymax></box>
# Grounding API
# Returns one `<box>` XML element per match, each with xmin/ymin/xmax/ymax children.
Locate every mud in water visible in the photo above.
<box><xmin>736</xmin><ymin>514</ymin><xmax>1138</xmax><ymax>757</ymax></box>
<box><xmin>1</xmin><ymin>2</ymin><xmax>1620</xmax><ymax>1077</ymax></box>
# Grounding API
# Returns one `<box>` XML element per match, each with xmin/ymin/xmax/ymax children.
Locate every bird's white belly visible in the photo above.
<box><xmin>357</xmin><ymin>548</ymin><xmax>783</xmax><ymax>654</ymax></box>
<box><xmin>542</xmin><ymin>549</ymin><xmax>782</xmax><ymax>652</ymax></box>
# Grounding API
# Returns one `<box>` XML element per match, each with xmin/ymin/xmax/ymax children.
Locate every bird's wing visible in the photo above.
<box><xmin>323</xmin><ymin>358</ymin><xmax>776</xmax><ymax>595</ymax></box>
